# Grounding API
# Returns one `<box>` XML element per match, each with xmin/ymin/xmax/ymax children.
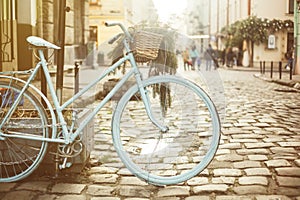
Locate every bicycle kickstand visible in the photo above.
<box><xmin>58</xmin><ymin>145</ymin><xmax>73</xmax><ymax>169</ymax></box>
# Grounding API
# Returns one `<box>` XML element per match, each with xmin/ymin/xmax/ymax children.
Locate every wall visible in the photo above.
<box><xmin>0</xmin><ymin>0</ymin><xmax>19</xmax><ymax>71</ymax></box>
<box><xmin>9</xmin><ymin>0</ymin><xmax>89</xmax><ymax>71</ymax></box>
<box><xmin>89</xmin><ymin>0</ymin><xmax>125</xmax><ymax>46</ymax></box>
<box><xmin>16</xmin><ymin>0</ymin><xmax>37</xmax><ymax>71</ymax></box>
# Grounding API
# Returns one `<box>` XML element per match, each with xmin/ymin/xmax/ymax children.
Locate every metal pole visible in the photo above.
<box><xmin>54</xmin><ymin>0</ymin><xmax>67</xmax><ymax>178</ymax></box>
<box><xmin>279</xmin><ymin>61</ymin><xmax>282</xmax><ymax>79</ymax></box>
<box><xmin>208</xmin><ymin>0</ymin><xmax>211</xmax><ymax>37</ymax></box>
<box><xmin>248</xmin><ymin>0</ymin><xmax>251</xmax><ymax>16</ymax></box>
<box><xmin>56</xmin><ymin>0</ymin><xmax>67</xmax><ymax>104</ymax></box>
<box><xmin>226</xmin><ymin>0</ymin><xmax>229</xmax><ymax>27</ymax></box>
<box><xmin>74</xmin><ymin>61</ymin><xmax>81</xmax><ymax>95</ymax></box>
<box><xmin>294</xmin><ymin>0</ymin><xmax>300</xmax><ymax>74</ymax></box>
<box><xmin>270</xmin><ymin>61</ymin><xmax>273</xmax><ymax>78</ymax></box>
<box><xmin>290</xmin><ymin>65</ymin><xmax>293</xmax><ymax>80</ymax></box>
<box><xmin>260</xmin><ymin>61</ymin><xmax>262</xmax><ymax>74</ymax></box>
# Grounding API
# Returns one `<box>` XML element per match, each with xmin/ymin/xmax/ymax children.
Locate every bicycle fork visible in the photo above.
<box><xmin>134</xmin><ymin>73</ymin><xmax>169</xmax><ymax>133</ymax></box>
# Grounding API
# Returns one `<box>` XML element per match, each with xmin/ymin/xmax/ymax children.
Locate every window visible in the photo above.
<box><xmin>89</xmin><ymin>0</ymin><xmax>100</xmax><ymax>6</ymax></box>
<box><xmin>89</xmin><ymin>26</ymin><xmax>98</xmax><ymax>42</ymax></box>
<box><xmin>288</xmin><ymin>0</ymin><xmax>294</xmax><ymax>14</ymax></box>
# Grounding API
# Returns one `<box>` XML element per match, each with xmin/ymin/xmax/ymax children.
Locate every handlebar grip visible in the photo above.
<box><xmin>104</xmin><ymin>21</ymin><xmax>133</xmax><ymax>41</ymax></box>
<box><xmin>104</xmin><ymin>21</ymin><xmax>119</xmax><ymax>27</ymax></box>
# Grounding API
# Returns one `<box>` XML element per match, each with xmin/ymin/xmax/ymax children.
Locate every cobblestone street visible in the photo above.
<box><xmin>0</xmin><ymin>67</ymin><xmax>299</xmax><ymax>200</ymax></box>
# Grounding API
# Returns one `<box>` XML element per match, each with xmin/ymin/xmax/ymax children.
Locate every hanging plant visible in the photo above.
<box><xmin>221</xmin><ymin>17</ymin><xmax>294</xmax><ymax>46</ymax></box>
<box><xmin>221</xmin><ymin>16</ymin><xmax>294</xmax><ymax>67</ymax></box>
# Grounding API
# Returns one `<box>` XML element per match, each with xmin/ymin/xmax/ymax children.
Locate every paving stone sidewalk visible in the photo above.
<box><xmin>0</xmin><ymin>66</ymin><xmax>299</xmax><ymax>200</ymax></box>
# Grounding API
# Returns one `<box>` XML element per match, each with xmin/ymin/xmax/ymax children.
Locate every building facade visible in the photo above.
<box><xmin>88</xmin><ymin>0</ymin><xmax>157</xmax><ymax>46</ymax></box>
<box><xmin>185</xmin><ymin>0</ymin><xmax>294</xmax><ymax>67</ymax></box>
<box><xmin>0</xmin><ymin>0</ymin><xmax>89</xmax><ymax>72</ymax></box>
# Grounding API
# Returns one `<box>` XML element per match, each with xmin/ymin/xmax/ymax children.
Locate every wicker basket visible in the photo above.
<box><xmin>131</xmin><ymin>31</ymin><xmax>163</xmax><ymax>63</ymax></box>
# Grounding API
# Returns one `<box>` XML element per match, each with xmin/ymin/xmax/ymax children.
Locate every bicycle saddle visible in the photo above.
<box><xmin>26</xmin><ymin>36</ymin><xmax>61</xmax><ymax>50</ymax></box>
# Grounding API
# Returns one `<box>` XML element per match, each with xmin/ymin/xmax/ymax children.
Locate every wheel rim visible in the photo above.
<box><xmin>112</xmin><ymin>76</ymin><xmax>220</xmax><ymax>185</ymax></box>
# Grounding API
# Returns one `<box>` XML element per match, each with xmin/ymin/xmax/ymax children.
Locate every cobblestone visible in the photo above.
<box><xmin>233</xmin><ymin>185</ymin><xmax>268</xmax><ymax>195</ymax></box>
<box><xmin>51</xmin><ymin>183</ymin><xmax>86</xmax><ymax>194</ymax></box>
<box><xmin>215</xmin><ymin>196</ymin><xmax>253</xmax><ymax>200</ymax></box>
<box><xmin>244</xmin><ymin>168</ymin><xmax>272</xmax><ymax>176</ymax></box>
<box><xmin>119</xmin><ymin>186</ymin><xmax>152</xmax><ymax>198</ymax></box>
<box><xmin>52</xmin><ymin>195</ymin><xmax>86</xmax><ymax>200</ymax></box>
<box><xmin>233</xmin><ymin>161</ymin><xmax>262</xmax><ymax>169</ymax></box>
<box><xmin>244</xmin><ymin>142</ymin><xmax>276</xmax><ymax>149</ymax></box>
<box><xmin>157</xmin><ymin>186</ymin><xmax>190</xmax><ymax>197</ymax></box>
<box><xmin>91</xmin><ymin>197</ymin><xmax>120</xmax><ymax>200</ymax></box>
<box><xmin>275</xmin><ymin>167</ymin><xmax>300</xmax><ymax>176</ymax></box>
<box><xmin>120</xmin><ymin>177</ymin><xmax>149</xmax><ymax>186</ymax></box>
<box><xmin>186</xmin><ymin>177</ymin><xmax>209</xmax><ymax>185</ymax></box>
<box><xmin>238</xmin><ymin>176</ymin><xmax>268</xmax><ymax>186</ymax></box>
<box><xmin>0</xmin><ymin>183</ymin><xmax>17</xmax><ymax>192</ymax></box>
<box><xmin>1</xmin><ymin>190</ymin><xmax>37</xmax><ymax>200</ymax></box>
<box><xmin>215</xmin><ymin>154</ymin><xmax>244</xmax><ymax>162</ymax></box>
<box><xmin>213</xmin><ymin>168</ymin><xmax>243</xmax><ymax>176</ymax></box>
<box><xmin>192</xmin><ymin>184</ymin><xmax>229</xmax><ymax>194</ymax></box>
<box><xmin>211</xmin><ymin>177</ymin><xmax>235</xmax><ymax>184</ymax></box>
<box><xmin>247</xmin><ymin>155</ymin><xmax>268</xmax><ymax>161</ymax></box>
<box><xmin>236</xmin><ymin>148</ymin><xmax>270</xmax><ymax>155</ymax></box>
<box><xmin>255</xmin><ymin>195</ymin><xmax>292</xmax><ymax>200</ymax></box>
<box><xmin>270</xmin><ymin>147</ymin><xmax>298</xmax><ymax>154</ymax></box>
<box><xmin>86</xmin><ymin>185</ymin><xmax>115</xmax><ymax>196</ymax></box>
<box><xmin>276</xmin><ymin>176</ymin><xmax>300</xmax><ymax>187</ymax></box>
<box><xmin>17</xmin><ymin>181</ymin><xmax>50</xmax><ymax>192</ymax></box>
<box><xmin>265</xmin><ymin>159</ymin><xmax>292</xmax><ymax>167</ymax></box>
<box><xmin>89</xmin><ymin>174</ymin><xmax>119</xmax><ymax>184</ymax></box>
<box><xmin>185</xmin><ymin>196</ymin><xmax>210</xmax><ymax>200</ymax></box>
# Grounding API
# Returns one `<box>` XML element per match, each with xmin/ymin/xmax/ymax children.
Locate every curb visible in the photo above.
<box><xmin>253</xmin><ymin>73</ymin><xmax>300</xmax><ymax>92</ymax></box>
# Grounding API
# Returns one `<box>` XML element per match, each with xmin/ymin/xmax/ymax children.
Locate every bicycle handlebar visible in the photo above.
<box><xmin>105</xmin><ymin>21</ymin><xmax>132</xmax><ymax>41</ymax></box>
<box><xmin>108</xmin><ymin>33</ymin><xmax>123</xmax><ymax>45</ymax></box>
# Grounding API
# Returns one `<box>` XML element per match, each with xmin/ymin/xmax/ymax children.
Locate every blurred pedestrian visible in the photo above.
<box><xmin>182</xmin><ymin>48</ymin><xmax>191</xmax><ymax>71</ymax></box>
<box><xmin>205</xmin><ymin>44</ymin><xmax>215</xmax><ymax>71</ymax></box>
<box><xmin>197</xmin><ymin>57</ymin><xmax>201</xmax><ymax>70</ymax></box>
<box><xmin>190</xmin><ymin>45</ymin><xmax>199</xmax><ymax>70</ymax></box>
<box><xmin>285</xmin><ymin>48</ymin><xmax>294</xmax><ymax>70</ymax></box>
<box><xmin>226</xmin><ymin>47</ymin><xmax>234</xmax><ymax>68</ymax></box>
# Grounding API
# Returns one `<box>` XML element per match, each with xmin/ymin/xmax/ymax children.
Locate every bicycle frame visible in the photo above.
<box><xmin>0</xmin><ymin>38</ymin><xmax>167</xmax><ymax>144</ymax></box>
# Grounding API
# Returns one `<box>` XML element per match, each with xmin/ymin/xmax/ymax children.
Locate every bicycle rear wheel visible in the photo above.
<box><xmin>112</xmin><ymin>76</ymin><xmax>220</xmax><ymax>185</ymax></box>
<box><xmin>0</xmin><ymin>81</ymin><xmax>49</xmax><ymax>182</ymax></box>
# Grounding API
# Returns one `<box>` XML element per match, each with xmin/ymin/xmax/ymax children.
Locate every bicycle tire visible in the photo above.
<box><xmin>112</xmin><ymin>75</ymin><xmax>220</xmax><ymax>185</ymax></box>
<box><xmin>0</xmin><ymin>80</ymin><xmax>49</xmax><ymax>182</ymax></box>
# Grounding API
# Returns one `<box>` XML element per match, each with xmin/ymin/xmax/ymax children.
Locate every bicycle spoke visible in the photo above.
<box><xmin>0</xmin><ymin>81</ymin><xmax>48</xmax><ymax>182</ymax></box>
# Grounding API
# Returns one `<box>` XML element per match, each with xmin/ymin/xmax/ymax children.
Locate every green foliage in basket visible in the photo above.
<box><xmin>110</xmin><ymin>22</ymin><xmax>178</xmax><ymax>75</ymax></box>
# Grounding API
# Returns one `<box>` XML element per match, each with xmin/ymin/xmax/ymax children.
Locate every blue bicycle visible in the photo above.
<box><xmin>0</xmin><ymin>22</ymin><xmax>220</xmax><ymax>185</ymax></box>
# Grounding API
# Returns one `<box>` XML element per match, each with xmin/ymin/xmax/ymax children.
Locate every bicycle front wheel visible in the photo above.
<box><xmin>112</xmin><ymin>76</ymin><xmax>220</xmax><ymax>185</ymax></box>
<box><xmin>0</xmin><ymin>81</ymin><xmax>49</xmax><ymax>182</ymax></box>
